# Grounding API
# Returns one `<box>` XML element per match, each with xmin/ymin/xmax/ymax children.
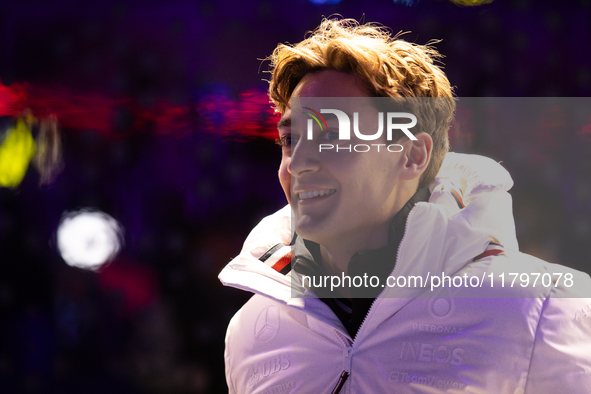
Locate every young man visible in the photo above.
<box><xmin>219</xmin><ymin>18</ymin><xmax>591</xmax><ymax>393</ymax></box>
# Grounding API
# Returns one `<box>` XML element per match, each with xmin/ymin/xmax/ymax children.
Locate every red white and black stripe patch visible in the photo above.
<box><xmin>450</xmin><ymin>188</ymin><xmax>465</xmax><ymax>209</ymax></box>
<box><xmin>473</xmin><ymin>243</ymin><xmax>504</xmax><ymax>261</ymax></box>
<box><xmin>259</xmin><ymin>243</ymin><xmax>293</xmax><ymax>276</ymax></box>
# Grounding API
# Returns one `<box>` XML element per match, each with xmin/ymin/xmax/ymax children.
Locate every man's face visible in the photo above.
<box><xmin>277</xmin><ymin>70</ymin><xmax>410</xmax><ymax>247</ymax></box>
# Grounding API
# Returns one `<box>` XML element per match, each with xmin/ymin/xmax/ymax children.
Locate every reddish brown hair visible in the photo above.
<box><xmin>267</xmin><ymin>18</ymin><xmax>455</xmax><ymax>189</ymax></box>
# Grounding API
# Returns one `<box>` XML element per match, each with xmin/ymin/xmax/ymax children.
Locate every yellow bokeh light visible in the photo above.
<box><xmin>449</xmin><ymin>0</ymin><xmax>493</xmax><ymax>5</ymax></box>
<box><xmin>0</xmin><ymin>118</ymin><xmax>37</xmax><ymax>188</ymax></box>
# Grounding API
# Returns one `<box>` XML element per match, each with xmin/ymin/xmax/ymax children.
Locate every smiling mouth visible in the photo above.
<box><xmin>298</xmin><ymin>189</ymin><xmax>336</xmax><ymax>201</ymax></box>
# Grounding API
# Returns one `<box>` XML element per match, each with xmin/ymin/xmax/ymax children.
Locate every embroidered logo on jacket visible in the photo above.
<box><xmin>246</xmin><ymin>353</ymin><xmax>291</xmax><ymax>387</ymax></box>
<box><xmin>428</xmin><ymin>287</ymin><xmax>461</xmax><ymax>320</ymax></box>
<box><xmin>400</xmin><ymin>342</ymin><xmax>464</xmax><ymax>366</ymax></box>
<box><xmin>255</xmin><ymin>305</ymin><xmax>280</xmax><ymax>343</ymax></box>
<box><xmin>575</xmin><ymin>303</ymin><xmax>591</xmax><ymax>324</ymax></box>
<box><xmin>389</xmin><ymin>371</ymin><xmax>465</xmax><ymax>390</ymax></box>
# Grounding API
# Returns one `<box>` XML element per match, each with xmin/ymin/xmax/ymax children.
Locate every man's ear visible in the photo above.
<box><xmin>399</xmin><ymin>132</ymin><xmax>432</xmax><ymax>181</ymax></box>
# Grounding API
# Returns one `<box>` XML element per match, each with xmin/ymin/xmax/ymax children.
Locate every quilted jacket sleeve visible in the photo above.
<box><xmin>524</xmin><ymin>269</ymin><xmax>591</xmax><ymax>393</ymax></box>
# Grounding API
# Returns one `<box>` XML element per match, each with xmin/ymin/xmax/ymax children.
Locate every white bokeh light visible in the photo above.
<box><xmin>57</xmin><ymin>209</ymin><xmax>124</xmax><ymax>270</ymax></box>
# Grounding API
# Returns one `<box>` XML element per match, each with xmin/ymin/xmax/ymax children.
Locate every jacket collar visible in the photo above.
<box><xmin>292</xmin><ymin>187</ymin><xmax>431</xmax><ymax>299</ymax></box>
<box><xmin>219</xmin><ymin>152</ymin><xmax>517</xmax><ymax>306</ymax></box>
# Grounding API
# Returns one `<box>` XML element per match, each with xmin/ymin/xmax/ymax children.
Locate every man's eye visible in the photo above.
<box><xmin>275</xmin><ymin>135</ymin><xmax>296</xmax><ymax>148</ymax></box>
<box><xmin>322</xmin><ymin>130</ymin><xmax>340</xmax><ymax>141</ymax></box>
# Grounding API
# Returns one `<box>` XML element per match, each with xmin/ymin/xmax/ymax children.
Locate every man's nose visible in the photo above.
<box><xmin>289</xmin><ymin>140</ymin><xmax>320</xmax><ymax>177</ymax></box>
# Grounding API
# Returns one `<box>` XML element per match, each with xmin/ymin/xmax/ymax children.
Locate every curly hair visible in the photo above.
<box><xmin>267</xmin><ymin>17</ymin><xmax>455</xmax><ymax>189</ymax></box>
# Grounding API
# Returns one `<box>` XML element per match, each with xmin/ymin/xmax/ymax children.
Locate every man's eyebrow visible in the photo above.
<box><xmin>277</xmin><ymin>118</ymin><xmax>291</xmax><ymax>129</ymax></box>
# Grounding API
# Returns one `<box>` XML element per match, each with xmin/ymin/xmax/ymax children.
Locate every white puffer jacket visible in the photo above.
<box><xmin>219</xmin><ymin>153</ymin><xmax>591</xmax><ymax>394</ymax></box>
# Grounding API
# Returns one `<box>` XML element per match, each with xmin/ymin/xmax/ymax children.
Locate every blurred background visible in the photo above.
<box><xmin>0</xmin><ymin>0</ymin><xmax>590</xmax><ymax>392</ymax></box>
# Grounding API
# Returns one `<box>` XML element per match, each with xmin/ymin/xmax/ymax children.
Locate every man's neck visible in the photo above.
<box><xmin>318</xmin><ymin>221</ymin><xmax>392</xmax><ymax>278</ymax></box>
<box><xmin>302</xmin><ymin>186</ymin><xmax>432</xmax><ymax>299</ymax></box>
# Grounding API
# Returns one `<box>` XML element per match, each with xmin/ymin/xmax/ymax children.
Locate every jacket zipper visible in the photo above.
<box><xmin>331</xmin><ymin>330</ymin><xmax>353</xmax><ymax>394</ymax></box>
<box><xmin>329</xmin><ymin>206</ymin><xmax>418</xmax><ymax>393</ymax></box>
<box><xmin>331</xmin><ymin>371</ymin><xmax>350</xmax><ymax>394</ymax></box>
<box><xmin>352</xmin><ymin>204</ymin><xmax>418</xmax><ymax>344</ymax></box>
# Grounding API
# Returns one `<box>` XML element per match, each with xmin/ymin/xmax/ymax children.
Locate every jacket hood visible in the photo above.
<box><xmin>430</xmin><ymin>152</ymin><xmax>517</xmax><ymax>251</ymax></box>
<box><xmin>219</xmin><ymin>152</ymin><xmax>518</xmax><ymax>302</ymax></box>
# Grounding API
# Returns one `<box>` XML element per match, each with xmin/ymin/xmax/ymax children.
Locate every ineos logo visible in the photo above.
<box><xmin>254</xmin><ymin>305</ymin><xmax>280</xmax><ymax>343</ymax></box>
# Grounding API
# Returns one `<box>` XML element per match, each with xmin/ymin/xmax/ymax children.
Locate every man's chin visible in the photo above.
<box><xmin>295</xmin><ymin>216</ymin><xmax>320</xmax><ymax>239</ymax></box>
<box><xmin>294</xmin><ymin>215</ymin><xmax>335</xmax><ymax>244</ymax></box>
